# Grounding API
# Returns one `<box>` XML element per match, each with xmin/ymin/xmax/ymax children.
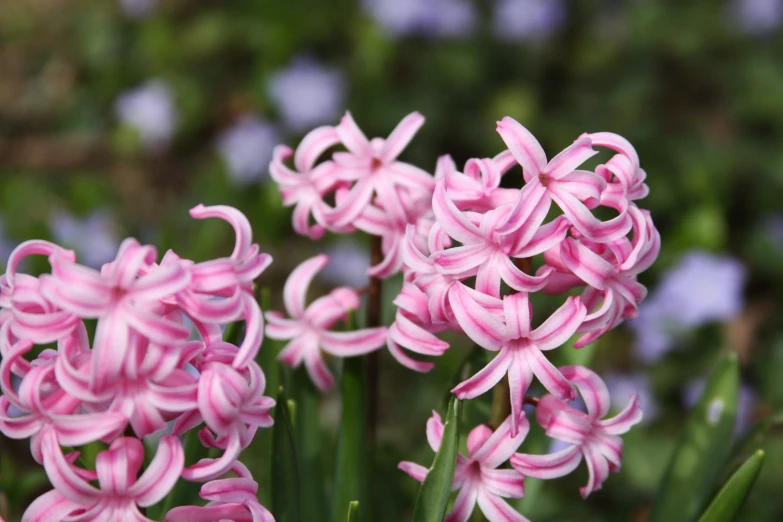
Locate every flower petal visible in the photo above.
<box><xmin>381</xmin><ymin>112</ymin><xmax>425</xmax><ymax>163</ymax></box>
<box><xmin>398</xmin><ymin>461</ymin><xmax>429</xmax><ymax>482</ymax></box>
<box><xmin>560</xmin><ymin>365</ymin><xmax>611</xmax><ymax>420</ymax></box>
<box><xmin>496</xmin><ymin>117</ymin><xmax>546</xmax><ymax>179</ymax></box>
<box><xmin>510</xmin><ymin>445</ymin><xmax>582</xmax><ymax>480</ymax></box>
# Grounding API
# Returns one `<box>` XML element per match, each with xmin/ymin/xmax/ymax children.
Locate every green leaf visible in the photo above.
<box><xmin>697</xmin><ymin>450</ymin><xmax>765</xmax><ymax>522</ymax></box>
<box><xmin>290</xmin><ymin>369</ymin><xmax>327</xmax><ymax>522</ymax></box>
<box><xmin>650</xmin><ymin>352</ymin><xmax>740</xmax><ymax>522</ymax></box>
<box><xmin>272</xmin><ymin>387</ymin><xmax>301</xmax><ymax>522</ymax></box>
<box><xmin>412</xmin><ymin>397</ymin><xmax>463</xmax><ymax>522</ymax></box>
<box><xmin>721</xmin><ymin>412</ymin><xmax>783</xmax><ymax>485</ymax></box>
<box><xmin>346</xmin><ymin>500</ymin><xmax>360</xmax><ymax>522</ymax></box>
<box><xmin>333</xmin><ymin>356</ymin><xmax>368</xmax><ymax>522</ymax></box>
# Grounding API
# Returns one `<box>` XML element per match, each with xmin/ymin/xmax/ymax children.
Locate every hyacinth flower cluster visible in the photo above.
<box><xmin>0</xmin><ymin>205</ymin><xmax>277</xmax><ymax>521</ymax></box>
<box><xmin>269</xmin><ymin>111</ymin><xmax>659</xmax><ymax>520</ymax></box>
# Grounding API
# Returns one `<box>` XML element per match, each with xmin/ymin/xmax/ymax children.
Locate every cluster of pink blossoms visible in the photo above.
<box><xmin>0</xmin><ymin>206</ymin><xmax>276</xmax><ymax>521</ymax></box>
<box><xmin>271</xmin><ymin>112</ymin><xmax>659</xmax><ymax>520</ymax></box>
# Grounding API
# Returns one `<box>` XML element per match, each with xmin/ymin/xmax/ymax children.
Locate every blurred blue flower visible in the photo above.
<box><xmin>493</xmin><ymin>0</ymin><xmax>567</xmax><ymax>41</ymax></box>
<box><xmin>728</xmin><ymin>0</ymin><xmax>783</xmax><ymax>34</ymax></box>
<box><xmin>318</xmin><ymin>240</ymin><xmax>371</xmax><ymax>288</ymax></box>
<box><xmin>216</xmin><ymin>115</ymin><xmax>280</xmax><ymax>186</ymax></box>
<box><xmin>684</xmin><ymin>378</ymin><xmax>756</xmax><ymax>434</ymax></box>
<box><xmin>114</xmin><ymin>80</ymin><xmax>177</xmax><ymax>152</ymax></box>
<box><xmin>50</xmin><ymin>209</ymin><xmax>120</xmax><ymax>269</ymax></box>
<box><xmin>266</xmin><ymin>57</ymin><xmax>346</xmax><ymax>132</ymax></box>
<box><xmin>604</xmin><ymin>372</ymin><xmax>659</xmax><ymax>423</ymax></box>
<box><xmin>654</xmin><ymin>252</ymin><xmax>746</xmax><ymax>328</ymax></box>
<box><xmin>119</xmin><ymin>0</ymin><xmax>157</xmax><ymax>19</ymax></box>
<box><xmin>631</xmin><ymin>251</ymin><xmax>747</xmax><ymax>362</ymax></box>
<box><xmin>362</xmin><ymin>0</ymin><xmax>477</xmax><ymax>39</ymax></box>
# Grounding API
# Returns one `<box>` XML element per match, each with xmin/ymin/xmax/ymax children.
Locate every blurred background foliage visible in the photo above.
<box><xmin>2</xmin><ymin>0</ymin><xmax>783</xmax><ymax>520</ymax></box>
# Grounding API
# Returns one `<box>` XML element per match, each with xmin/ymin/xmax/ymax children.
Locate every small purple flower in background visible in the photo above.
<box><xmin>631</xmin><ymin>301</ymin><xmax>677</xmax><ymax>363</ymax></box>
<box><xmin>115</xmin><ymin>80</ymin><xmax>177</xmax><ymax>152</ymax></box>
<box><xmin>49</xmin><ymin>209</ymin><xmax>120</xmax><ymax>269</ymax></box>
<box><xmin>318</xmin><ymin>240</ymin><xmax>371</xmax><ymax>288</ymax></box>
<box><xmin>728</xmin><ymin>0</ymin><xmax>783</xmax><ymax>34</ymax></box>
<box><xmin>630</xmin><ymin>251</ymin><xmax>747</xmax><ymax>362</ymax></box>
<box><xmin>684</xmin><ymin>379</ymin><xmax>756</xmax><ymax>434</ymax></box>
<box><xmin>493</xmin><ymin>0</ymin><xmax>567</xmax><ymax>41</ymax></box>
<box><xmin>604</xmin><ymin>372</ymin><xmax>659</xmax><ymax>423</ymax></box>
<box><xmin>267</xmin><ymin>57</ymin><xmax>346</xmax><ymax>132</ymax></box>
<box><xmin>119</xmin><ymin>0</ymin><xmax>157</xmax><ymax>18</ymax></box>
<box><xmin>217</xmin><ymin>115</ymin><xmax>280</xmax><ymax>186</ymax></box>
<box><xmin>362</xmin><ymin>0</ymin><xmax>477</xmax><ymax>39</ymax></box>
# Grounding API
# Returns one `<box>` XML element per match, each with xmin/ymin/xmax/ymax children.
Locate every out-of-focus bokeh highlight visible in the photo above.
<box><xmin>2</xmin><ymin>0</ymin><xmax>783</xmax><ymax>520</ymax></box>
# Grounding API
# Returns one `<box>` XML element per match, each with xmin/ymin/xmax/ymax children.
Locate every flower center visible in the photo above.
<box><xmin>538</xmin><ymin>173</ymin><xmax>550</xmax><ymax>187</ymax></box>
<box><xmin>371</xmin><ymin>157</ymin><xmax>383</xmax><ymax>172</ymax></box>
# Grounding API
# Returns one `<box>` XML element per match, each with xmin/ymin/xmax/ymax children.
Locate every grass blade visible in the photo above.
<box><xmin>650</xmin><ymin>352</ymin><xmax>740</xmax><ymax>522</ymax></box>
<box><xmin>272</xmin><ymin>386</ymin><xmax>301</xmax><ymax>522</ymax></box>
<box><xmin>697</xmin><ymin>450</ymin><xmax>765</xmax><ymax>522</ymax></box>
<box><xmin>332</xmin><ymin>356</ymin><xmax>368</xmax><ymax>522</ymax></box>
<box><xmin>411</xmin><ymin>397</ymin><xmax>463</xmax><ymax>522</ymax></box>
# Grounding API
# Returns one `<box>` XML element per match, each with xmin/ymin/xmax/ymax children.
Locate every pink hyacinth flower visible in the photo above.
<box><xmin>510</xmin><ymin>366</ymin><xmax>642</xmax><ymax>498</ymax></box>
<box><xmin>188</xmin><ymin>204</ymin><xmax>273</xmax><ymax>369</ymax></box>
<box><xmin>40</xmin><ymin>238</ymin><xmax>191</xmax><ymax>391</ymax></box>
<box><xmin>400</xmin><ymin>412</ymin><xmax>530</xmax><ymax>522</ymax></box>
<box><xmin>165</xmin><ymin>463</ymin><xmax>274</xmax><ymax>522</ymax></box>
<box><xmin>169</xmin><ymin>347</ymin><xmax>274</xmax><ymax>482</ymax></box>
<box><xmin>265</xmin><ymin>255</ymin><xmax>388</xmax><ymax>390</ymax></box>
<box><xmin>24</xmin><ymin>433</ymin><xmax>183</xmax><ymax>522</ymax></box>
<box><xmin>495</xmin><ymin>117</ymin><xmax>631</xmax><ymax>242</ymax></box>
<box><xmin>557</xmin><ymin>228</ymin><xmax>658</xmax><ymax>348</ymax></box>
<box><xmin>329</xmin><ymin>111</ymin><xmax>434</xmax><ymax>227</ymax></box>
<box><xmin>0</xmin><ymin>340</ymin><xmax>127</xmax><ymax>463</ymax></box>
<box><xmin>431</xmin><ymin>178</ymin><xmax>567</xmax><ymax>297</ymax></box>
<box><xmin>269</xmin><ymin>126</ymin><xmax>343</xmax><ymax>239</ymax></box>
<box><xmin>386</xmin><ymin>282</ymin><xmax>450</xmax><ymax>372</ymax></box>
<box><xmin>451</xmin><ymin>289</ymin><xmax>586</xmax><ymax>435</ymax></box>
<box><xmin>51</xmin><ymin>325</ymin><xmax>199</xmax><ymax>439</ymax></box>
<box><xmin>436</xmin><ymin>152</ymin><xmax>519</xmax><ymax>213</ymax></box>
<box><xmin>588</xmin><ymin>131</ymin><xmax>649</xmax><ymax>202</ymax></box>
<box><xmin>0</xmin><ymin>240</ymin><xmax>80</xmax><ymax>351</ymax></box>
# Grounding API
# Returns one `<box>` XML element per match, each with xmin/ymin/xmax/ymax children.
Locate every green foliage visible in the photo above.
<box><xmin>697</xmin><ymin>450</ymin><xmax>765</xmax><ymax>522</ymax></box>
<box><xmin>651</xmin><ymin>353</ymin><xmax>740</xmax><ymax>522</ymax></box>
<box><xmin>333</xmin><ymin>356</ymin><xmax>368</xmax><ymax>522</ymax></box>
<box><xmin>346</xmin><ymin>500</ymin><xmax>360</xmax><ymax>522</ymax></box>
<box><xmin>272</xmin><ymin>387</ymin><xmax>301</xmax><ymax>522</ymax></box>
<box><xmin>411</xmin><ymin>397</ymin><xmax>462</xmax><ymax>522</ymax></box>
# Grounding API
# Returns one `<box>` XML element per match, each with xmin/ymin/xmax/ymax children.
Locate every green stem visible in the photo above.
<box><xmin>365</xmin><ymin>234</ymin><xmax>383</xmax><ymax>443</ymax></box>
<box><xmin>488</xmin><ymin>377</ymin><xmax>511</xmax><ymax>429</ymax></box>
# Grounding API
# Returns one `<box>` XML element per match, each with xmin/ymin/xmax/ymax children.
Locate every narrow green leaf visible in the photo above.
<box><xmin>722</xmin><ymin>412</ymin><xmax>783</xmax><ymax>484</ymax></box>
<box><xmin>697</xmin><ymin>450</ymin><xmax>764</xmax><ymax>522</ymax></box>
<box><xmin>412</xmin><ymin>397</ymin><xmax>463</xmax><ymax>522</ymax></box>
<box><xmin>333</xmin><ymin>356</ymin><xmax>368</xmax><ymax>522</ymax></box>
<box><xmin>650</xmin><ymin>352</ymin><xmax>740</xmax><ymax>522</ymax></box>
<box><xmin>272</xmin><ymin>387</ymin><xmax>301</xmax><ymax>522</ymax></box>
<box><xmin>291</xmin><ymin>369</ymin><xmax>327</xmax><ymax>522</ymax></box>
<box><xmin>346</xmin><ymin>500</ymin><xmax>360</xmax><ymax>522</ymax></box>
